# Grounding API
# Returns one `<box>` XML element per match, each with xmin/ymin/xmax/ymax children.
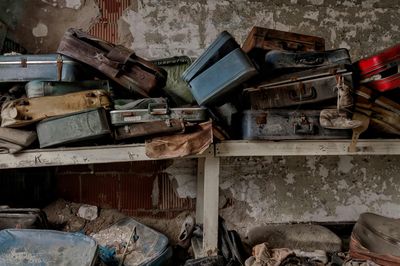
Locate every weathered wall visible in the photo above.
<box><xmin>1</xmin><ymin>0</ymin><xmax>400</xmax><ymax>232</ymax></box>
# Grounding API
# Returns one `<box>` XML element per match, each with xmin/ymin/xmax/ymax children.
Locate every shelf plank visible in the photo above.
<box><xmin>0</xmin><ymin>144</ymin><xmax>214</xmax><ymax>169</ymax></box>
<box><xmin>215</xmin><ymin>140</ymin><xmax>400</xmax><ymax>157</ymax></box>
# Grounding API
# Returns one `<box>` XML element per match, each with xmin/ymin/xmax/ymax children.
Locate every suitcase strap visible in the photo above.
<box><xmin>349</xmin><ymin>111</ymin><xmax>370</xmax><ymax>152</ymax></box>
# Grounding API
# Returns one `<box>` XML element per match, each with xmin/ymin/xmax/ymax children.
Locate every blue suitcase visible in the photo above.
<box><xmin>0</xmin><ymin>54</ymin><xmax>89</xmax><ymax>82</ymax></box>
<box><xmin>182</xmin><ymin>31</ymin><xmax>257</xmax><ymax>105</ymax></box>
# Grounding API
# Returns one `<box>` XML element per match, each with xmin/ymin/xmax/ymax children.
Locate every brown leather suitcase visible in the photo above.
<box><xmin>350</xmin><ymin>213</ymin><xmax>400</xmax><ymax>266</ymax></box>
<box><xmin>57</xmin><ymin>28</ymin><xmax>167</xmax><ymax>97</ymax></box>
<box><xmin>242</xmin><ymin>26</ymin><xmax>325</xmax><ymax>53</ymax></box>
<box><xmin>1</xmin><ymin>90</ymin><xmax>111</xmax><ymax>127</ymax></box>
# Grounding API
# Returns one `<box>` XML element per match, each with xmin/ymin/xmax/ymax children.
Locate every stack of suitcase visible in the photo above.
<box><xmin>0</xmin><ymin>25</ymin><xmax>399</xmax><ymax>152</ymax></box>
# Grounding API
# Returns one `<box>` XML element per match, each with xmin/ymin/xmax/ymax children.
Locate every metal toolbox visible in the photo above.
<box><xmin>110</xmin><ymin>104</ymin><xmax>208</xmax><ymax>126</ymax></box>
<box><xmin>244</xmin><ymin>64</ymin><xmax>353</xmax><ymax>109</ymax></box>
<box><xmin>182</xmin><ymin>31</ymin><xmax>257</xmax><ymax>105</ymax></box>
<box><xmin>114</xmin><ymin>119</ymin><xmax>185</xmax><ymax>140</ymax></box>
<box><xmin>239</xmin><ymin>109</ymin><xmax>351</xmax><ymax>140</ymax></box>
<box><xmin>0</xmin><ymin>53</ymin><xmax>88</xmax><ymax>82</ymax></box>
<box><xmin>25</xmin><ymin>80</ymin><xmax>110</xmax><ymax>98</ymax></box>
<box><xmin>37</xmin><ymin>108</ymin><xmax>111</xmax><ymax>148</ymax></box>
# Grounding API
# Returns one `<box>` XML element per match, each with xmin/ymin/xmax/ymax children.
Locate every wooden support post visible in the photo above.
<box><xmin>196</xmin><ymin>157</ymin><xmax>205</xmax><ymax>224</ymax></box>
<box><xmin>202</xmin><ymin>156</ymin><xmax>220</xmax><ymax>256</ymax></box>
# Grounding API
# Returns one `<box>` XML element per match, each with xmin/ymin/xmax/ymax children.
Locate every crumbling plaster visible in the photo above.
<box><xmin>2</xmin><ymin>0</ymin><xmax>400</xmax><ymax>226</ymax></box>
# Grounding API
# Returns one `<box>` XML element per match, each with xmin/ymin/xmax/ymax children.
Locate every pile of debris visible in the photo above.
<box><xmin>0</xmin><ymin>26</ymin><xmax>399</xmax><ymax>157</ymax></box>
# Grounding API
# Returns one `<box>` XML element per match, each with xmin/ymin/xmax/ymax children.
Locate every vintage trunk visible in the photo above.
<box><xmin>264</xmin><ymin>48</ymin><xmax>351</xmax><ymax>74</ymax></box>
<box><xmin>182</xmin><ymin>31</ymin><xmax>257</xmax><ymax>105</ymax></box>
<box><xmin>114</xmin><ymin>119</ymin><xmax>185</xmax><ymax>140</ymax></box>
<box><xmin>242</xmin><ymin>26</ymin><xmax>325</xmax><ymax>53</ymax></box>
<box><xmin>1</xmin><ymin>90</ymin><xmax>111</xmax><ymax>127</ymax></box>
<box><xmin>0</xmin><ymin>208</ymin><xmax>48</xmax><ymax>230</ymax></box>
<box><xmin>244</xmin><ymin>64</ymin><xmax>352</xmax><ymax>109</ymax></box>
<box><xmin>151</xmin><ymin>56</ymin><xmax>195</xmax><ymax>106</ymax></box>
<box><xmin>0</xmin><ymin>54</ymin><xmax>88</xmax><ymax>82</ymax></box>
<box><xmin>25</xmin><ymin>80</ymin><xmax>111</xmax><ymax>98</ymax></box>
<box><xmin>356</xmin><ymin>43</ymin><xmax>400</xmax><ymax>92</ymax></box>
<box><xmin>110</xmin><ymin>105</ymin><xmax>208</xmax><ymax>126</ymax></box>
<box><xmin>36</xmin><ymin>108</ymin><xmax>111</xmax><ymax>148</ymax></box>
<box><xmin>239</xmin><ymin>109</ymin><xmax>351</xmax><ymax>140</ymax></box>
<box><xmin>350</xmin><ymin>213</ymin><xmax>400</xmax><ymax>265</ymax></box>
<box><xmin>57</xmin><ymin>28</ymin><xmax>167</xmax><ymax>97</ymax></box>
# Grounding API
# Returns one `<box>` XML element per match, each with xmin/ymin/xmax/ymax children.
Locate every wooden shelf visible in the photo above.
<box><xmin>0</xmin><ymin>143</ymin><xmax>214</xmax><ymax>169</ymax></box>
<box><xmin>215</xmin><ymin>139</ymin><xmax>400</xmax><ymax>157</ymax></box>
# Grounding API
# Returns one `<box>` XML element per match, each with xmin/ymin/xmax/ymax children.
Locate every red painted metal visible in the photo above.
<box><xmin>88</xmin><ymin>0</ymin><xmax>131</xmax><ymax>44</ymax></box>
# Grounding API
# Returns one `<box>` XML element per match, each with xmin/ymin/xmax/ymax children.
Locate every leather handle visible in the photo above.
<box><xmin>295</xmin><ymin>56</ymin><xmax>324</xmax><ymax>65</ymax></box>
<box><xmin>290</xmin><ymin>83</ymin><xmax>317</xmax><ymax>102</ymax></box>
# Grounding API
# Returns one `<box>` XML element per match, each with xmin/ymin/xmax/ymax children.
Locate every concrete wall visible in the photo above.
<box><xmin>2</xmin><ymin>0</ymin><xmax>400</xmax><ymax>232</ymax></box>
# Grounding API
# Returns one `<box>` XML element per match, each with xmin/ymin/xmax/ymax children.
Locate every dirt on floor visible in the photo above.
<box><xmin>43</xmin><ymin>198</ymin><xmax>194</xmax><ymax>245</ymax></box>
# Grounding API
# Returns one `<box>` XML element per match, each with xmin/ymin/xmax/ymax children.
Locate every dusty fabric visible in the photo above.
<box><xmin>0</xmin><ymin>128</ymin><xmax>37</xmax><ymax>153</ymax></box>
<box><xmin>145</xmin><ymin>121</ymin><xmax>212</xmax><ymax>159</ymax></box>
<box><xmin>1</xmin><ymin>90</ymin><xmax>110</xmax><ymax>127</ymax></box>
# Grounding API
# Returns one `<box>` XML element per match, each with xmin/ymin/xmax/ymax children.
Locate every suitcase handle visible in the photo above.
<box><xmin>295</xmin><ymin>55</ymin><xmax>324</xmax><ymax>65</ymax></box>
<box><xmin>293</xmin><ymin>114</ymin><xmax>315</xmax><ymax>135</ymax></box>
<box><xmin>290</xmin><ymin>84</ymin><xmax>317</xmax><ymax>101</ymax></box>
<box><xmin>148</xmin><ymin>102</ymin><xmax>170</xmax><ymax>115</ymax></box>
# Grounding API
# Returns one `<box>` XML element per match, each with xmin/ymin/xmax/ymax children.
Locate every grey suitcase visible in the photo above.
<box><xmin>37</xmin><ymin>108</ymin><xmax>111</xmax><ymax>148</ymax></box>
<box><xmin>25</xmin><ymin>80</ymin><xmax>111</xmax><ymax>98</ymax></box>
<box><xmin>0</xmin><ymin>208</ymin><xmax>48</xmax><ymax>230</ymax></box>
<box><xmin>110</xmin><ymin>104</ymin><xmax>208</xmax><ymax>126</ymax></box>
<box><xmin>0</xmin><ymin>54</ymin><xmax>88</xmax><ymax>82</ymax></box>
<box><xmin>114</xmin><ymin>119</ymin><xmax>185</xmax><ymax>140</ymax></box>
<box><xmin>182</xmin><ymin>31</ymin><xmax>257</xmax><ymax>105</ymax></box>
<box><xmin>240</xmin><ymin>109</ymin><xmax>351</xmax><ymax>140</ymax></box>
<box><xmin>244</xmin><ymin>64</ymin><xmax>352</xmax><ymax>109</ymax></box>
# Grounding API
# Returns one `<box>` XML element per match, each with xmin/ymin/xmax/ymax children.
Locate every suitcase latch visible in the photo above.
<box><xmin>20</xmin><ymin>57</ymin><xmax>27</xmax><ymax>68</ymax></box>
<box><xmin>56</xmin><ymin>55</ymin><xmax>63</xmax><ymax>81</ymax></box>
<box><xmin>293</xmin><ymin>114</ymin><xmax>314</xmax><ymax>134</ymax></box>
<box><xmin>148</xmin><ymin>102</ymin><xmax>170</xmax><ymax>115</ymax></box>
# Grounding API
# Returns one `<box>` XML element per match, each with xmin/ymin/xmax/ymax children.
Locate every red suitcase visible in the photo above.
<box><xmin>356</xmin><ymin>43</ymin><xmax>400</xmax><ymax>92</ymax></box>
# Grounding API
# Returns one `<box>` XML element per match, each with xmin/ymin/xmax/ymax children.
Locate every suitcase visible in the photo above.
<box><xmin>239</xmin><ymin>109</ymin><xmax>351</xmax><ymax>140</ymax></box>
<box><xmin>25</xmin><ymin>80</ymin><xmax>111</xmax><ymax>98</ymax></box>
<box><xmin>0</xmin><ymin>229</ymin><xmax>98</xmax><ymax>266</ymax></box>
<box><xmin>37</xmin><ymin>108</ymin><xmax>111</xmax><ymax>148</ymax></box>
<box><xmin>244</xmin><ymin>64</ymin><xmax>352</xmax><ymax>109</ymax></box>
<box><xmin>114</xmin><ymin>97</ymin><xmax>166</xmax><ymax>110</ymax></box>
<box><xmin>0</xmin><ymin>208</ymin><xmax>48</xmax><ymax>229</ymax></box>
<box><xmin>151</xmin><ymin>56</ymin><xmax>196</xmax><ymax>105</ymax></box>
<box><xmin>350</xmin><ymin>213</ymin><xmax>400</xmax><ymax>265</ymax></box>
<box><xmin>57</xmin><ymin>28</ymin><xmax>167</xmax><ymax>97</ymax></box>
<box><xmin>242</xmin><ymin>26</ymin><xmax>325</xmax><ymax>53</ymax></box>
<box><xmin>1</xmin><ymin>90</ymin><xmax>111</xmax><ymax>128</ymax></box>
<box><xmin>264</xmin><ymin>48</ymin><xmax>351</xmax><ymax>74</ymax></box>
<box><xmin>110</xmin><ymin>104</ymin><xmax>208</xmax><ymax>126</ymax></box>
<box><xmin>0</xmin><ymin>128</ymin><xmax>37</xmax><ymax>153</ymax></box>
<box><xmin>114</xmin><ymin>119</ymin><xmax>185</xmax><ymax>140</ymax></box>
<box><xmin>0</xmin><ymin>54</ymin><xmax>88</xmax><ymax>82</ymax></box>
<box><xmin>182</xmin><ymin>31</ymin><xmax>257</xmax><ymax>105</ymax></box>
<box><xmin>356</xmin><ymin>43</ymin><xmax>400</xmax><ymax>92</ymax></box>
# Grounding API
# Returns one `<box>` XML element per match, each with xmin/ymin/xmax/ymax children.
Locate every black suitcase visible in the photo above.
<box><xmin>240</xmin><ymin>109</ymin><xmax>351</xmax><ymax>140</ymax></box>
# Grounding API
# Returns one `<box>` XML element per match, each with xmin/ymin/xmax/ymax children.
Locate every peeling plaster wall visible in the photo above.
<box><xmin>2</xmin><ymin>0</ymin><xmax>400</xmax><ymax>227</ymax></box>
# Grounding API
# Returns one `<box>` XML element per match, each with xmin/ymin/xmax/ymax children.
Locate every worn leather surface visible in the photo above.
<box><xmin>1</xmin><ymin>90</ymin><xmax>110</xmax><ymax>127</ymax></box>
<box><xmin>145</xmin><ymin>121</ymin><xmax>212</xmax><ymax>159</ymax></box>
<box><xmin>57</xmin><ymin>28</ymin><xmax>167</xmax><ymax>97</ymax></box>
<box><xmin>350</xmin><ymin>213</ymin><xmax>400</xmax><ymax>265</ymax></box>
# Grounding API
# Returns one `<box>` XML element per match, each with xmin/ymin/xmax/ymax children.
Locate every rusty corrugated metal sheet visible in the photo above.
<box><xmin>55</xmin><ymin>162</ymin><xmax>194</xmax><ymax>218</ymax></box>
<box><xmin>89</xmin><ymin>0</ymin><xmax>131</xmax><ymax>44</ymax></box>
